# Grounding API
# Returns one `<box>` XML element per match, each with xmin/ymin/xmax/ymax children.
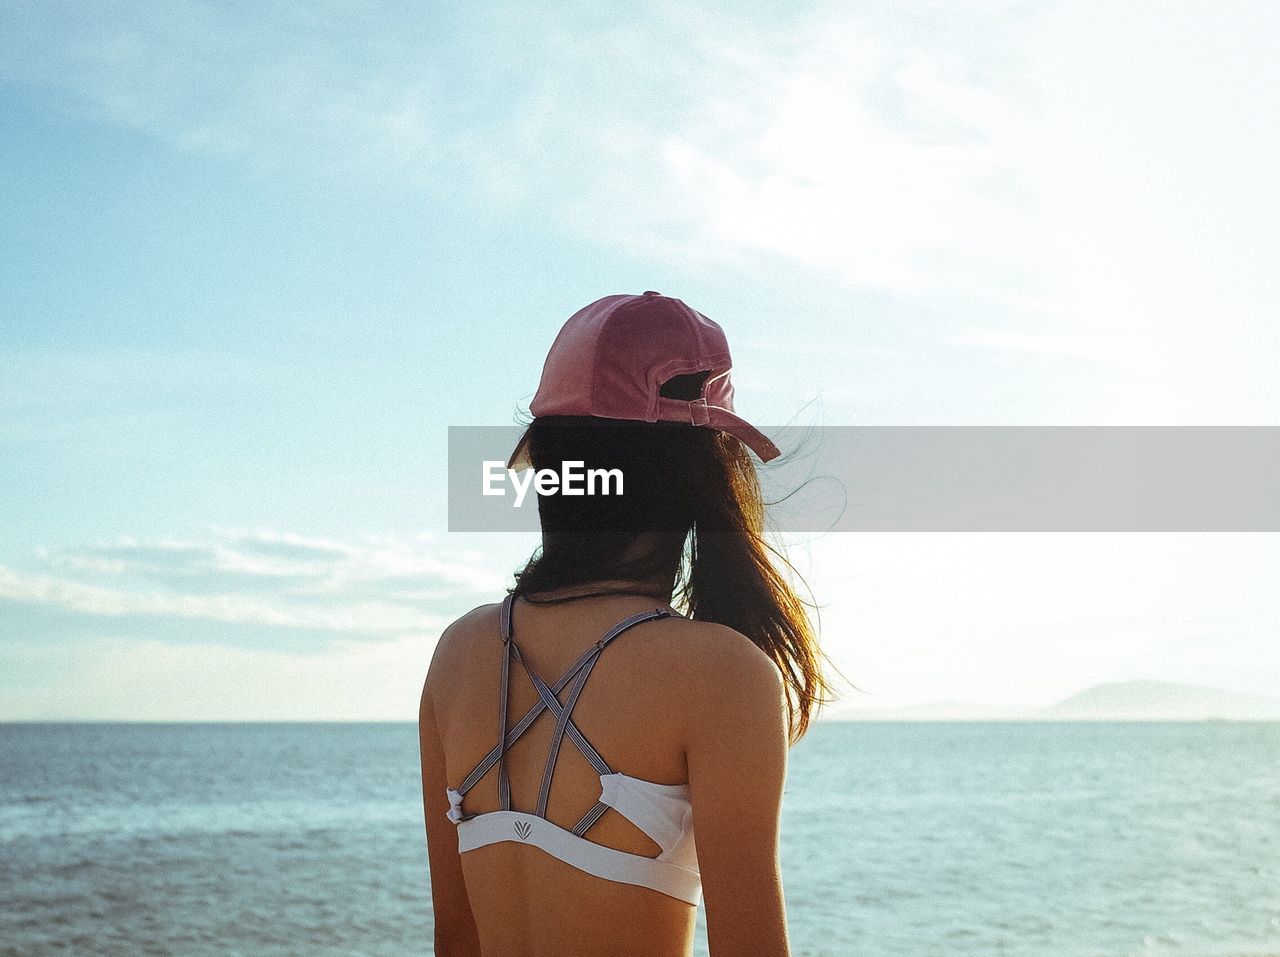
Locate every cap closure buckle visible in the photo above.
<box><xmin>688</xmin><ymin>398</ymin><xmax>710</xmax><ymax>426</ymax></box>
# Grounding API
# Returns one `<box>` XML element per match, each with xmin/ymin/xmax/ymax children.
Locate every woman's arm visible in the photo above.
<box><xmin>419</xmin><ymin>673</ymin><xmax>482</xmax><ymax>957</ymax></box>
<box><xmin>685</xmin><ymin>626</ymin><xmax>791</xmax><ymax>957</ymax></box>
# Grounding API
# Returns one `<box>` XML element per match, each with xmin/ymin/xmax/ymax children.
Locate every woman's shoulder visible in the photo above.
<box><xmin>426</xmin><ymin>601</ymin><xmax>502</xmax><ymax>683</ymax></box>
<box><xmin>441</xmin><ymin>600</ymin><xmax>501</xmax><ymax>637</ymax></box>
<box><xmin>648</xmin><ymin>616</ymin><xmax>785</xmax><ymax>700</ymax></box>
<box><xmin>654</xmin><ymin>618</ymin><xmax>787</xmax><ymax>753</ymax></box>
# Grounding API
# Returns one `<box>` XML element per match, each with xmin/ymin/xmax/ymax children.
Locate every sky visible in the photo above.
<box><xmin>2</xmin><ymin>0</ymin><xmax>1278</xmax><ymax>720</ymax></box>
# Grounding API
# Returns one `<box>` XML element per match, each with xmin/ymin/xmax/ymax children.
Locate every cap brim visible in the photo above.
<box><xmin>706</xmin><ymin>408</ymin><xmax>781</xmax><ymax>462</ymax></box>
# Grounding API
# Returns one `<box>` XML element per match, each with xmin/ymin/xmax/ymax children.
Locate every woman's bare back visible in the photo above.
<box><xmin>425</xmin><ymin>595</ymin><xmax>700</xmax><ymax>955</ymax></box>
<box><xmin>421</xmin><ymin>593</ymin><xmax>790</xmax><ymax>956</ymax></box>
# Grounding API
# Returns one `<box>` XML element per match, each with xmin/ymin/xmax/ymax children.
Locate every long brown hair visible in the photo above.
<box><xmin>511</xmin><ymin>412</ymin><xmax>832</xmax><ymax>741</ymax></box>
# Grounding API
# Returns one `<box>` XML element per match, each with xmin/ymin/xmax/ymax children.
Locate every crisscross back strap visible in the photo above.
<box><xmin>533</xmin><ymin>608</ymin><xmax>670</xmax><ymax>816</ymax></box>
<box><xmin>451</xmin><ymin>594</ymin><xmax>672</xmax><ymax>821</ymax></box>
<box><xmin>454</xmin><ymin>630</ymin><xmax>602</xmax><ymax>797</ymax></box>
<box><xmin>511</xmin><ymin>645</ymin><xmax>611</xmax><ymax>776</ymax></box>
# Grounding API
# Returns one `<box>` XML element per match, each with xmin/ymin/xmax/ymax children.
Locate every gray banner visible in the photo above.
<box><xmin>448</xmin><ymin>426</ymin><xmax>1280</xmax><ymax>532</ymax></box>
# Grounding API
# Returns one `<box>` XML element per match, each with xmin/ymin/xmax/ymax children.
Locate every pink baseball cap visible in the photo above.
<box><xmin>508</xmin><ymin>291</ymin><xmax>780</xmax><ymax>468</ymax></box>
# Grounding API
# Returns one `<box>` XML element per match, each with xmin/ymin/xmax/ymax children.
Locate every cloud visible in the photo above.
<box><xmin>1</xmin><ymin>632</ymin><xmax>432</xmax><ymax>721</ymax></box>
<box><xmin>5</xmin><ymin>1</ymin><xmax>1276</xmax><ymax>423</ymax></box>
<box><xmin>0</xmin><ymin>2</ymin><xmax>1041</xmax><ymax>301</ymax></box>
<box><xmin>0</xmin><ymin>563</ymin><xmax>443</xmax><ymax>634</ymax></box>
<box><xmin>2</xmin><ymin>527</ymin><xmax>504</xmax><ymax>649</ymax></box>
<box><xmin>945</xmin><ymin>329</ymin><xmax>1110</xmax><ymax>361</ymax></box>
<box><xmin>606</xmin><ymin>21</ymin><xmax>1042</xmax><ymax>300</ymax></box>
<box><xmin>0</xmin><ymin>1</ymin><xmax>446</xmax><ymax>175</ymax></box>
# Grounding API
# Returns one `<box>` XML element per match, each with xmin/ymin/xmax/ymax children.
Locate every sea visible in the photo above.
<box><xmin>2</xmin><ymin>721</ymin><xmax>1277</xmax><ymax>957</ymax></box>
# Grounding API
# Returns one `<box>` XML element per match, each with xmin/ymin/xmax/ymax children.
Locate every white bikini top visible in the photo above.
<box><xmin>445</xmin><ymin>594</ymin><xmax>701</xmax><ymax>905</ymax></box>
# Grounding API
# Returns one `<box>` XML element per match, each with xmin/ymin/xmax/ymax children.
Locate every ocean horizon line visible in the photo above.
<box><xmin>4</xmin><ymin>716</ymin><xmax>1279</xmax><ymax>725</ymax></box>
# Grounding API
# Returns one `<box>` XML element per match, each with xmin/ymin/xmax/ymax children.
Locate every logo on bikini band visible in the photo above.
<box><xmin>514</xmin><ymin>820</ymin><xmax>532</xmax><ymax>840</ymax></box>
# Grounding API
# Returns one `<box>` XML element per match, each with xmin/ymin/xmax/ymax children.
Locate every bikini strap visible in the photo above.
<box><xmin>534</xmin><ymin>607</ymin><xmax>672</xmax><ymax>819</ymax></box>
<box><xmin>448</xmin><ymin>597</ymin><xmax>673</xmax><ymax>823</ymax></box>
<box><xmin>495</xmin><ymin>593</ymin><xmax>516</xmax><ymax>810</ymax></box>
<box><xmin>499</xmin><ymin>592</ymin><xmax>515</xmax><ymax>643</ymax></box>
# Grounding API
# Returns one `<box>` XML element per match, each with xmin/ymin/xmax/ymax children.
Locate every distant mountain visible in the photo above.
<box><xmin>1043</xmin><ymin>680</ymin><xmax>1280</xmax><ymax>721</ymax></box>
<box><xmin>832</xmin><ymin>680</ymin><xmax>1280</xmax><ymax>721</ymax></box>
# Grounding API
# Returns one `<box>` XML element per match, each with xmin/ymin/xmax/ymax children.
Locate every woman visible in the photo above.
<box><xmin>420</xmin><ymin>292</ymin><xmax>829</xmax><ymax>956</ymax></box>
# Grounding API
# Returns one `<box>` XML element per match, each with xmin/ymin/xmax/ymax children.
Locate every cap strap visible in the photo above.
<box><xmin>688</xmin><ymin>398</ymin><xmax>710</xmax><ymax>426</ymax></box>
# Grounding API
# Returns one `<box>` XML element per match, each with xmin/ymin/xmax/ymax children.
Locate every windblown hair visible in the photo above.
<box><xmin>511</xmin><ymin>409</ymin><xmax>832</xmax><ymax>741</ymax></box>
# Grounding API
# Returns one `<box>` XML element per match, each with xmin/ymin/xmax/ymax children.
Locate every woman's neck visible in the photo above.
<box><xmin>519</xmin><ymin>578</ymin><xmax>674</xmax><ymax>605</ymax></box>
